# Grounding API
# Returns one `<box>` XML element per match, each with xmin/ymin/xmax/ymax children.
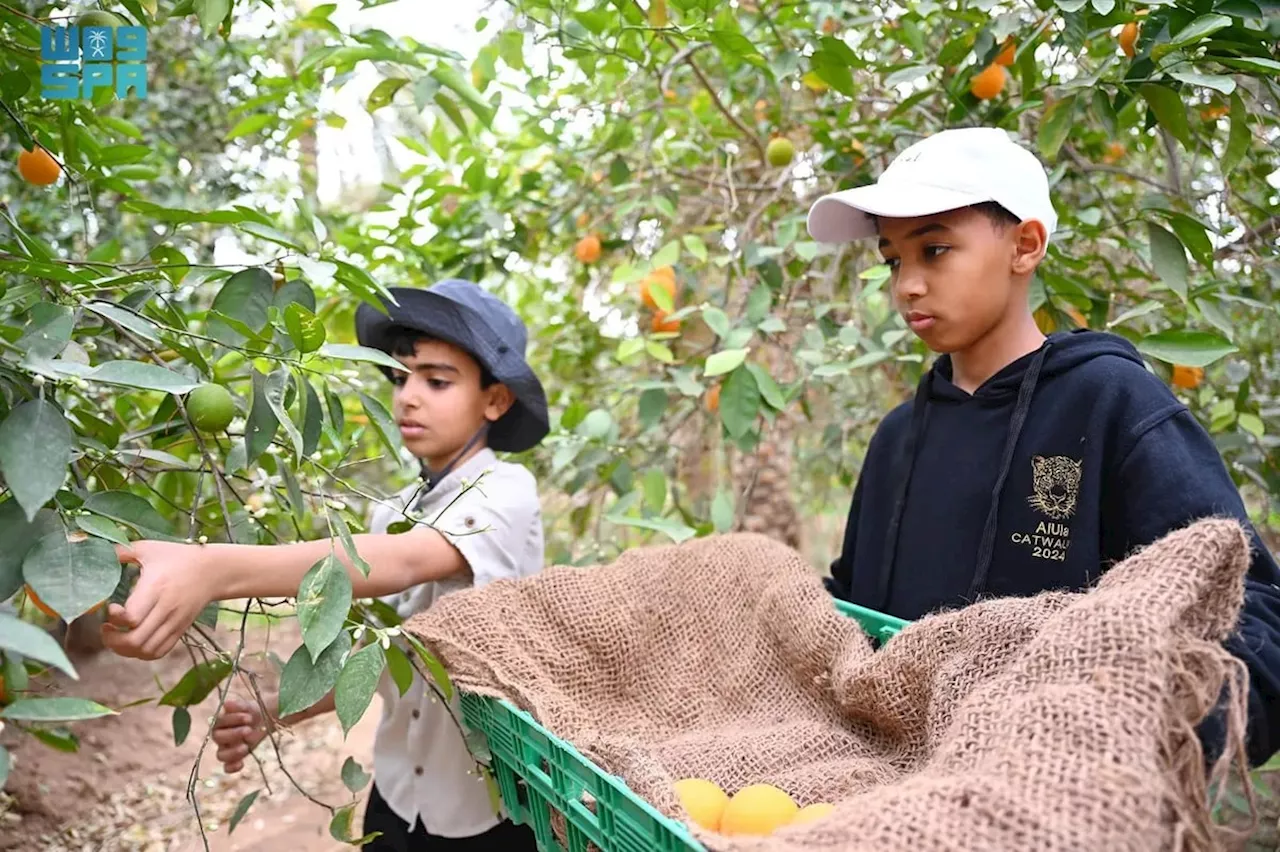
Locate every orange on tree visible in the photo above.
<box><xmin>995</xmin><ymin>39</ymin><xmax>1016</xmax><ymax>67</ymax></box>
<box><xmin>651</xmin><ymin>310</ymin><xmax>680</xmax><ymax>334</ymax></box>
<box><xmin>640</xmin><ymin>266</ymin><xmax>676</xmax><ymax>309</ymax></box>
<box><xmin>24</xmin><ymin>584</ymin><xmax>59</xmax><ymax>619</ymax></box>
<box><xmin>17</xmin><ymin>146</ymin><xmax>61</xmax><ymax>186</ymax></box>
<box><xmin>575</xmin><ymin>211</ymin><xmax>591</xmax><ymax>228</ymax></box>
<box><xmin>1171</xmin><ymin>365</ymin><xmax>1204</xmax><ymax>390</ymax></box>
<box><xmin>821</xmin><ymin>17</ymin><xmax>839</xmax><ymax>34</ymax></box>
<box><xmin>186</xmin><ymin>382</ymin><xmax>236</xmax><ymax>433</ymax></box>
<box><xmin>766</xmin><ymin>136</ymin><xmax>795</xmax><ymax>168</ymax></box>
<box><xmin>705</xmin><ymin>383</ymin><xmax>721</xmax><ymax>413</ymax></box>
<box><xmin>970</xmin><ymin>63</ymin><xmax>1006</xmax><ymax>100</ymax></box>
<box><xmin>1102</xmin><ymin>141</ymin><xmax>1125</xmax><ymax>164</ymax></box>
<box><xmin>1119</xmin><ymin>21</ymin><xmax>1139</xmax><ymax>58</ymax></box>
<box><xmin>1200</xmin><ymin>104</ymin><xmax>1229</xmax><ymax>121</ymax></box>
<box><xmin>574</xmin><ymin>234</ymin><xmax>602</xmax><ymax>264</ymax></box>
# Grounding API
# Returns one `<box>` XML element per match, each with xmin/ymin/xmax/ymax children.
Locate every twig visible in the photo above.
<box><xmin>1215</xmin><ymin>215</ymin><xmax>1280</xmax><ymax>260</ymax></box>
<box><xmin>686</xmin><ymin>58</ymin><xmax>768</xmax><ymax>162</ymax></box>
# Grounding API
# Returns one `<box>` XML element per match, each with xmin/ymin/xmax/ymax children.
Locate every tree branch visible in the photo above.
<box><xmin>1215</xmin><ymin>215</ymin><xmax>1280</xmax><ymax>260</ymax></box>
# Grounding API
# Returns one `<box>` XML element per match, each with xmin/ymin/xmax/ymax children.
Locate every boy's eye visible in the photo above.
<box><xmin>884</xmin><ymin>257</ymin><xmax>901</xmax><ymax>271</ymax></box>
<box><xmin>427</xmin><ymin>378</ymin><xmax>452</xmax><ymax>390</ymax></box>
<box><xmin>924</xmin><ymin>244</ymin><xmax>950</xmax><ymax>259</ymax></box>
<box><xmin>390</xmin><ymin>374</ymin><xmax>407</xmax><ymax>387</ymax></box>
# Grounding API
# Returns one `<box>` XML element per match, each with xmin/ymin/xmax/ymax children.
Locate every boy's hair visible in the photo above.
<box><xmin>971</xmin><ymin>201</ymin><xmax>1022</xmax><ymax>231</ymax></box>
<box><xmin>380</xmin><ymin>324</ymin><xmax>498</xmax><ymax>388</ymax></box>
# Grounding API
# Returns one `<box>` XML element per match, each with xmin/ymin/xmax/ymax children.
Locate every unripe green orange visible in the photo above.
<box><xmin>186</xmin><ymin>383</ymin><xmax>236</xmax><ymax>433</ymax></box>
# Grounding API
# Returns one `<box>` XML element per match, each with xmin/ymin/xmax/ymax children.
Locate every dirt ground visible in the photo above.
<box><xmin>1</xmin><ymin>618</ymin><xmax>380</xmax><ymax>852</ymax></box>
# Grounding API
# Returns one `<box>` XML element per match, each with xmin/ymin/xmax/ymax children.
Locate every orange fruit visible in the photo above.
<box><xmin>17</xmin><ymin>147</ymin><xmax>61</xmax><ymax>186</ymax></box>
<box><xmin>1065</xmin><ymin>306</ymin><xmax>1088</xmax><ymax>328</ymax></box>
<box><xmin>25</xmin><ymin>584</ymin><xmax>60</xmax><ymax>619</ymax></box>
<box><xmin>640</xmin><ymin>267</ymin><xmax>677</xmax><ymax>309</ymax></box>
<box><xmin>970</xmin><ymin>63</ymin><xmax>1006</xmax><ymax>100</ymax></box>
<box><xmin>575</xmin><ymin>212</ymin><xmax>591</xmax><ymax>228</ymax></box>
<box><xmin>720</xmin><ymin>784</ymin><xmax>798</xmax><ymax>836</ymax></box>
<box><xmin>995</xmin><ymin>40</ymin><xmax>1016</xmax><ymax>67</ymax></box>
<box><xmin>673</xmin><ymin>778</ymin><xmax>729</xmax><ymax>832</ymax></box>
<box><xmin>1200</xmin><ymin>104</ymin><xmax>1229</xmax><ymax>121</ymax></box>
<box><xmin>1102</xmin><ymin>141</ymin><xmax>1125</xmax><ymax>164</ymax></box>
<box><xmin>574</xmin><ymin>234</ymin><xmax>602</xmax><ymax>264</ymax></box>
<box><xmin>792</xmin><ymin>802</ymin><xmax>836</xmax><ymax>824</ymax></box>
<box><xmin>705</xmin><ymin>384</ymin><xmax>721</xmax><ymax>413</ymax></box>
<box><xmin>1171</xmin><ymin>365</ymin><xmax>1204</xmax><ymax>389</ymax></box>
<box><xmin>821</xmin><ymin>17</ymin><xmax>839</xmax><ymax>34</ymax></box>
<box><xmin>0</xmin><ymin>673</ymin><xmax>8</xmax><ymax>704</ymax></box>
<box><xmin>651</xmin><ymin>310</ymin><xmax>681</xmax><ymax>334</ymax></box>
<box><xmin>1118</xmin><ymin>22</ymin><xmax>1139</xmax><ymax>58</ymax></box>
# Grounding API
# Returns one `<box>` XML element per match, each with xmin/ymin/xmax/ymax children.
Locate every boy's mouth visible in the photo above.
<box><xmin>398</xmin><ymin>420</ymin><xmax>427</xmax><ymax>439</ymax></box>
<box><xmin>905</xmin><ymin>311</ymin><xmax>936</xmax><ymax>332</ymax></box>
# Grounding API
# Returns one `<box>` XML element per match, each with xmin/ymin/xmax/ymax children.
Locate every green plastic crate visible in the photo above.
<box><xmin>457</xmin><ymin>599</ymin><xmax>909</xmax><ymax>852</ymax></box>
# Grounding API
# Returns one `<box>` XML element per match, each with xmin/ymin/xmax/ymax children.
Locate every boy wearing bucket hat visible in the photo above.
<box><xmin>808</xmin><ymin>127</ymin><xmax>1280</xmax><ymax>767</ymax></box>
<box><xmin>101</xmin><ymin>279</ymin><xmax>547</xmax><ymax>848</ymax></box>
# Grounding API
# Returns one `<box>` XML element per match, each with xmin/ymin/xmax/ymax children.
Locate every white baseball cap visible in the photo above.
<box><xmin>806</xmin><ymin>127</ymin><xmax>1058</xmax><ymax>243</ymax></box>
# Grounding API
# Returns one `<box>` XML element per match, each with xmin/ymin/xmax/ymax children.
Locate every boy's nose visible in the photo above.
<box><xmin>893</xmin><ymin>267</ymin><xmax>927</xmax><ymax>301</ymax></box>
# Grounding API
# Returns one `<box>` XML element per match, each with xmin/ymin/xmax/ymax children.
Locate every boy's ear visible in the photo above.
<box><xmin>484</xmin><ymin>383</ymin><xmax>515</xmax><ymax>422</ymax></box>
<box><xmin>1011</xmin><ymin>219</ymin><xmax>1049</xmax><ymax>275</ymax></box>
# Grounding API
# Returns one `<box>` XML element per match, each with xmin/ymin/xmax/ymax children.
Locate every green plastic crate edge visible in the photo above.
<box><xmin>457</xmin><ymin>599</ymin><xmax>908</xmax><ymax>852</ymax></box>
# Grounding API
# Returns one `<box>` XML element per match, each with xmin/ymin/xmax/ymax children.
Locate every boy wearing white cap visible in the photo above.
<box><xmin>808</xmin><ymin>127</ymin><xmax>1280</xmax><ymax>768</ymax></box>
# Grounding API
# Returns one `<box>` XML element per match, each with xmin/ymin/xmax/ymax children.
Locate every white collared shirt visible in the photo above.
<box><xmin>366</xmin><ymin>448</ymin><xmax>543</xmax><ymax>837</ymax></box>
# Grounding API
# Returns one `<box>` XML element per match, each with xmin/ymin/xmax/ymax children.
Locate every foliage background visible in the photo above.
<box><xmin>0</xmin><ymin>0</ymin><xmax>1278</xmax><ymax>845</ymax></box>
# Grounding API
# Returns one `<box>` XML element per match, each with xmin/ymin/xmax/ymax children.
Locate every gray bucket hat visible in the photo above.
<box><xmin>355</xmin><ymin>279</ymin><xmax>550</xmax><ymax>453</ymax></box>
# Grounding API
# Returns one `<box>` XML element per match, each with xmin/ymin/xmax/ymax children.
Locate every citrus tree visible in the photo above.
<box><xmin>1</xmin><ymin>0</ymin><xmax>1278</xmax><ymax>845</ymax></box>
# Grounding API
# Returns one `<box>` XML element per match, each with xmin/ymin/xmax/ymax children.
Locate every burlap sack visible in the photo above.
<box><xmin>407</xmin><ymin>518</ymin><xmax>1255</xmax><ymax>851</ymax></box>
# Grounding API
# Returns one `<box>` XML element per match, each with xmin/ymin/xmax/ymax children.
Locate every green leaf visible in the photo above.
<box><xmin>719</xmin><ymin>365</ymin><xmax>762</xmax><ymax>440</ymax></box>
<box><xmin>704</xmin><ymin>348</ymin><xmax>749</xmax><ymax>377</ymax></box>
<box><xmin>607</xmin><ymin>513</ymin><xmax>698</xmax><ymax>544</ymax></box>
<box><xmin>87</xmin><ymin>361</ymin><xmax>202</xmax><ymax>394</ymax></box>
<box><xmin>638</xmin><ymin>388</ymin><xmax>667</xmax><ymax>430</ymax></box>
<box><xmin>0</xmin><ymin>504</ymin><xmax>62</xmax><ymax>601</ymax></box>
<box><xmin>359</xmin><ymin>392</ymin><xmax>403</xmax><ymax>459</ymax></box>
<box><xmin>28</xmin><ymin>726</ymin><xmax>78</xmax><ymax>753</ymax></box>
<box><xmin>1147</xmin><ymin>223</ymin><xmax>1189</xmax><ymax>301</ymax></box>
<box><xmin>651</xmin><ymin>239</ymin><xmax>681</xmax><ymax>272</ymax></box>
<box><xmin>196</xmin><ymin>0</ymin><xmax>231</xmax><ymax>36</ymax></box>
<box><xmin>745</xmin><ymin>363</ymin><xmax>787</xmax><ymax>411</ymax></box>
<box><xmin>1037</xmin><ymin>94</ymin><xmax>1077</xmax><ymax>160</ymax></box>
<box><xmin>1223</xmin><ymin>91</ymin><xmax>1249</xmax><ymax>176</ymax></box>
<box><xmin>334</xmin><ymin>643</ymin><xmax>385</xmax><ymax>736</ymax></box>
<box><xmin>645</xmin><ymin>341</ymin><xmax>674</xmax><ymax>363</ymax></box>
<box><xmin>296</xmin><ymin>553</ymin><xmax>353</xmax><ymax>663</ymax></box>
<box><xmin>342</xmin><ymin>756</ymin><xmax>371</xmax><ymax>793</ymax></box>
<box><xmin>277</xmin><ymin>629</ymin><xmax>352</xmax><ymax>718</ymax></box>
<box><xmin>329</xmin><ymin>802</ymin><xmax>371</xmax><ymax>843</ymax></box>
<box><xmin>367</xmin><ymin>77</ymin><xmax>410</xmax><ymax>111</ymax></box>
<box><xmin>0</xmin><ymin>400</ymin><xmax>74</xmax><ymax>521</ymax></box>
<box><xmin>1140</xmin><ymin>84</ymin><xmax>1193</xmax><ymax>150</ymax></box>
<box><xmin>85</xmin><ymin>491</ymin><xmax>175</xmax><ymax>540</ymax></box>
<box><xmin>228</xmin><ymin>790</ymin><xmax>260</xmax><ymax>834</ymax></box>
<box><xmin>239</xmin><ymin>222</ymin><xmax>306</xmax><ymax>252</ymax></box>
<box><xmin>284</xmin><ymin>304</ymin><xmax>326</xmax><ymax>354</ymax></box>
<box><xmin>1164</xmin><ymin>214</ymin><xmax>1214</xmax><ymax>268</ymax></box>
<box><xmin>0</xmin><ymin>746</ymin><xmax>8</xmax><ymax>788</ymax></box>
<box><xmin>244</xmin><ymin>370</ymin><xmax>279</xmax><ymax>469</ymax></box>
<box><xmin>330</xmin><ymin>513</ymin><xmax>372</xmax><ymax>578</ymax></box>
<box><xmin>1169</xmin><ymin>13</ymin><xmax>1232</xmax><ymax>47</ymax></box>
<box><xmin>159</xmin><ymin>658</ymin><xmax>233</xmax><ymax>707</ymax></box>
<box><xmin>1137</xmin><ymin>330</ymin><xmax>1238</xmax><ymax>368</ymax></box>
<box><xmin>1166</xmin><ymin>69</ymin><xmax>1236</xmax><ymax>96</ymax></box>
<box><xmin>1238</xmin><ymin>412</ymin><xmax>1264</xmax><ymax>438</ymax></box>
<box><xmin>225</xmin><ymin>113</ymin><xmax>273</xmax><ymax>140</ymax></box>
<box><xmin>1213</xmin><ymin>56</ymin><xmax>1280</xmax><ymax>74</ymax></box>
<box><xmin>682</xmin><ymin>235</ymin><xmax>708</xmax><ymax>262</ymax></box>
<box><xmin>406</xmin><ymin>635</ymin><xmax>455</xmax><ymax>702</ymax></box>
<box><xmin>642</xmin><ymin>468</ymin><xmax>667</xmax><ymax>513</ymax></box>
<box><xmin>318</xmin><ymin>343</ymin><xmax>408</xmax><ymax>374</ymax></box>
<box><xmin>711</xmin><ymin>489</ymin><xmax>735</xmax><ymax>533</ymax></box>
<box><xmin>1</xmin><ymin>697</ymin><xmax>116</xmax><ymax>722</ymax></box>
<box><xmin>83</xmin><ymin>301</ymin><xmax>162</xmax><ymax>343</ymax></box>
<box><xmin>300</xmin><ymin>379</ymin><xmax>323</xmax><ymax>459</ymax></box>
<box><xmin>75</xmin><ymin>515</ymin><xmax>129</xmax><ymax>546</ymax></box>
<box><xmin>22</xmin><ymin>532</ymin><xmax>120</xmax><ymax>622</ymax></box>
<box><xmin>384</xmin><ymin>643</ymin><xmax>414</xmax><ymax>696</ymax></box>
<box><xmin>428</xmin><ymin>64</ymin><xmax>495</xmax><ymax>127</ymax></box>
<box><xmin>264</xmin><ymin>369</ymin><xmax>304</xmax><ymax>461</ymax></box>
<box><xmin>172</xmin><ymin>707</ymin><xmax>191</xmax><ymax>746</ymax></box>
<box><xmin>0</xmin><ymin>612</ymin><xmax>78</xmax><ymax>679</ymax></box>
<box><xmin>702</xmin><ymin>307</ymin><xmax>731</xmax><ymax>338</ymax></box>
<box><xmin>209</xmin><ymin>268</ymin><xmax>274</xmax><ymax>344</ymax></box>
<box><xmin>708</xmin><ymin>29</ymin><xmax>764</xmax><ymax>65</ymax></box>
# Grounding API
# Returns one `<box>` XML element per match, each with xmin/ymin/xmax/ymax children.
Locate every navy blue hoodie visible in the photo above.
<box><xmin>828</xmin><ymin>329</ymin><xmax>1280</xmax><ymax>766</ymax></box>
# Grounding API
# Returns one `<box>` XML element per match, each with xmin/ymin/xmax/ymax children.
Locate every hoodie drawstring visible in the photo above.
<box><xmin>873</xmin><ymin>370</ymin><xmax>934</xmax><ymax>610</ymax></box>
<box><xmin>872</xmin><ymin>341</ymin><xmax>1052</xmax><ymax>612</ymax></box>
<box><xmin>967</xmin><ymin>343</ymin><xmax>1050</xmax><ymax>599</ymax></box>
<box><xmin>414</xmin><ymin>423</ymin><xmax>491</xmax><ymax>507</ymax></box>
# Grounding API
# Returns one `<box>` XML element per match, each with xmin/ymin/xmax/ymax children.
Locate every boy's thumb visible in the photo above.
<box><xmin>115</xmin><ymin>544</ymin><xmax>139</xmax><ymax>565</ymax></box>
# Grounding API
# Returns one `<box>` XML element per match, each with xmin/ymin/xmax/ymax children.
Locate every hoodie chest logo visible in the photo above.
<box><xmin>1027</xmin><ymin>455</ymin><xmax>1082</xmax><ymax>521</ymax></box>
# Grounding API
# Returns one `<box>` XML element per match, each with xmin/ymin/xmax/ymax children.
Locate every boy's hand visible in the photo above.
<box><xmin>212</xmin><ymin>696</ymin><xmax>273</xmax><ymax>774</ymax></box>
<box><xmin>101</xmin><ymin>541</ymin><xmax>217</xmax><ymax>660</ymax></box>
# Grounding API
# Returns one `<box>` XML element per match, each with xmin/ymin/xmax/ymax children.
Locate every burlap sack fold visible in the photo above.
<box><xmin>407</xmin><ymin>518</ymin><xmax>1254</xmax><ymax>851</ymax></box>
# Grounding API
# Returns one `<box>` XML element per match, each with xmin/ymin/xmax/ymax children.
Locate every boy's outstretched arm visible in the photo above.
<box><xmin>102</xmin><ymin>526</ymin><xmax>467</xmax><ymax>660</ymax></box>
<box><xmin>1108</xmin><ymin>407</ymin><xmax>1280</xmax><ymax>767</ymax></box>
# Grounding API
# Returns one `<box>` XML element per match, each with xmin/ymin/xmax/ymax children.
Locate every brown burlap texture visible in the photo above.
<box><xmin>407</xmin><ymin>518</ymin><xmax>1255</xmax><ymax>851</ymax></box>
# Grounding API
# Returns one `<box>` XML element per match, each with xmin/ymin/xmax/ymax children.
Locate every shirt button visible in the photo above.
<box><xmin>464</xmin><ymin>516</ymin><xmax>475</xmax><ymax>528</ymax></box>
<box><xmin>411</xmin><ymin>709</ymin><xmax>420</xmax><ymax>720</ymax></box>
<box><xmin>414</xmin><ymin>766</ymin><xmax>424</xmax><ymax>776</ymax></box>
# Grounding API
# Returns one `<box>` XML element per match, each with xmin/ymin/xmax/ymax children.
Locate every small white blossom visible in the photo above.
<box><xmin>197</xmin><ymin>535</ymin><xmax>208</xmax><ymax>545</ymax></box>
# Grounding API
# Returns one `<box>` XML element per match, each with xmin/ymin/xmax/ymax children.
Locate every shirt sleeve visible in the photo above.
<box><xmin>425</xmin><ymin>465</ymin><xmax>541</xmax><ymax>588</ymax></box>
<box><xmin>1111</xmin><ymin>408</ymin><xmax>1280</xmax><ymax>767</ymax></box>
